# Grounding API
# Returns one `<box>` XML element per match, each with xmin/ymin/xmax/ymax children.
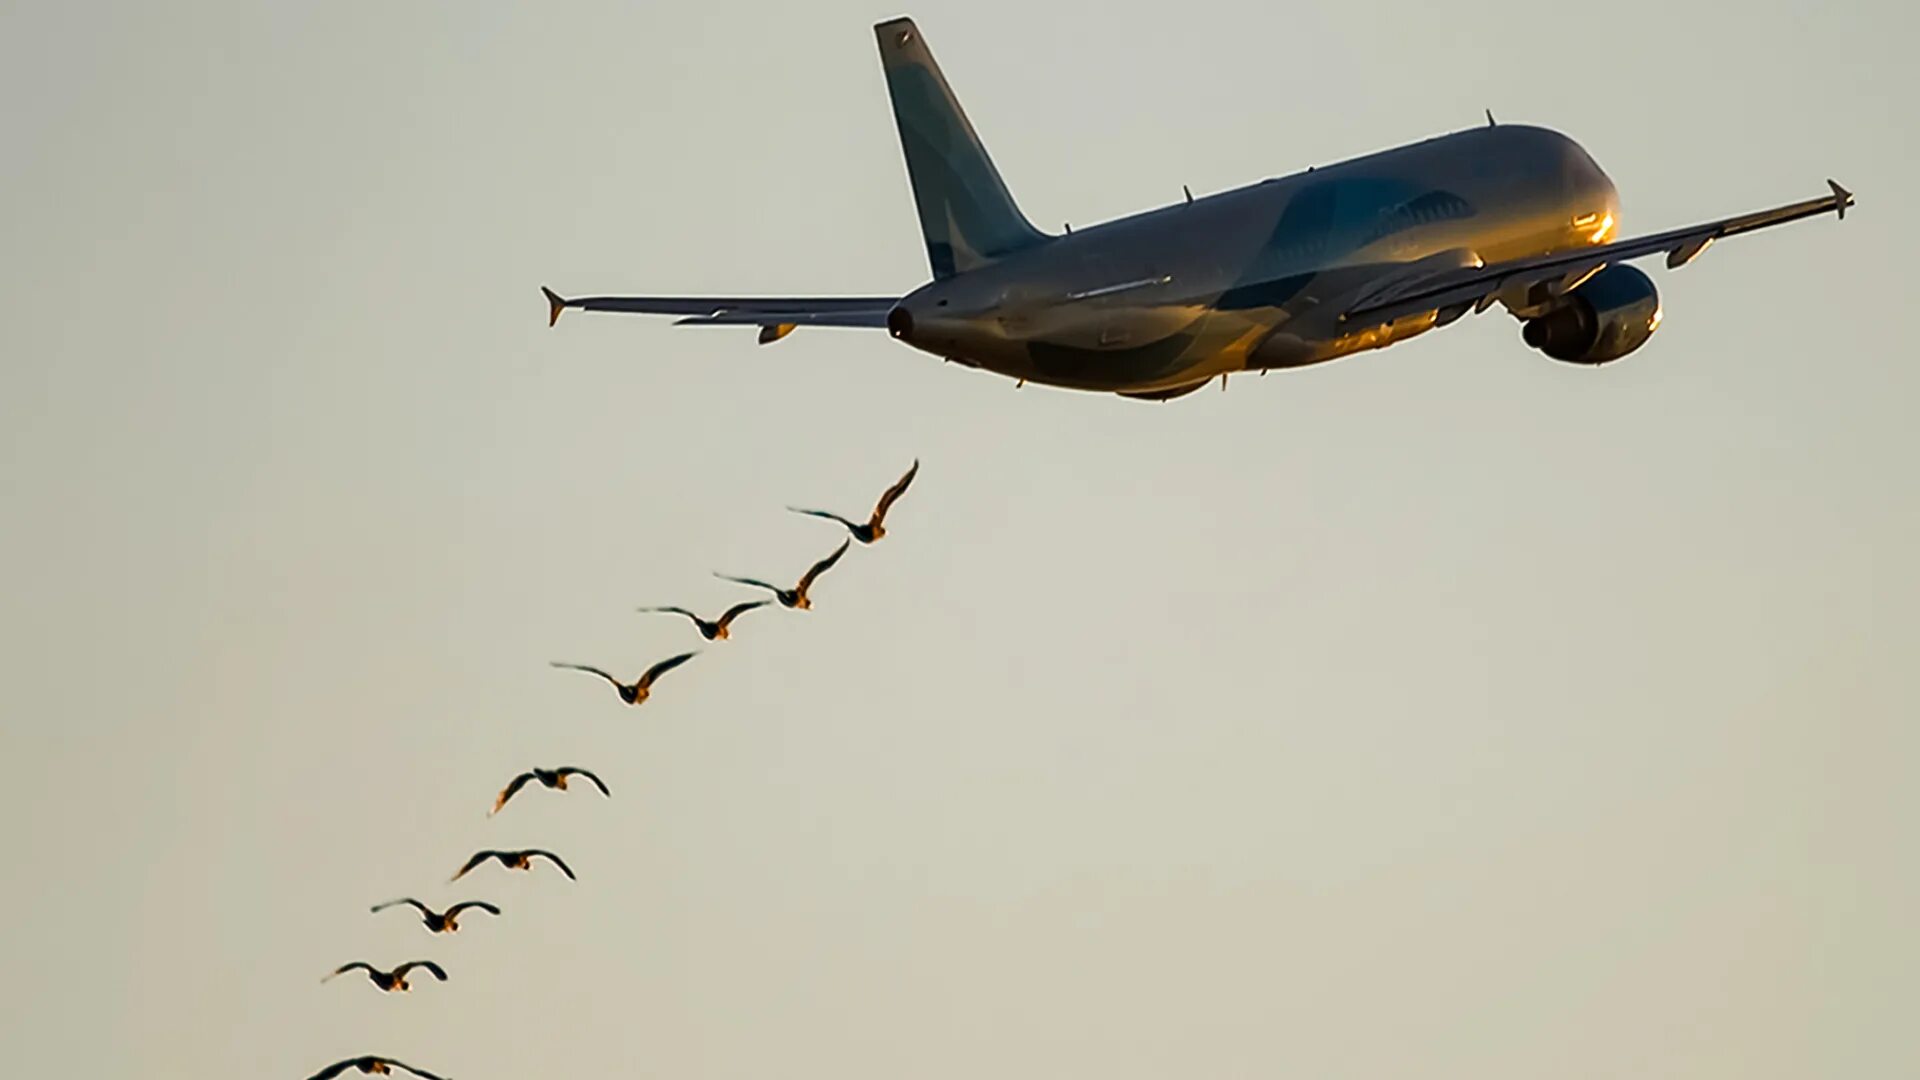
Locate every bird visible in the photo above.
<box><xmin>491</xmin><ymin>766</ymin><xmax>610</xmax><ymax>815</ymax></box>
<box><xmin>305</xmin><ymin>1057</ymin><xmax>448</xmax><ymax>1080</ymax></box>
<box><xmin>451</xmin><ymin>848</ymin><xmax>576</xmax><ymax>882</ymax></box>
<box><xmin>715</xmin><ymin>539</ymin><xmax>850</xmax><ymax>610</ymax></box>
<box><xmin>369</xmin><ymin>897</ymin><xmax>500</xmax><ymax>934</ymax></box>
<box><xmin>788</xmin><ymin>459</ymin><xmax>919</xmax><ymax>543</ymax></box>
<box><xmin>322</xmin><ymin>960</ymin><xmax>448</xmax><ymax>993</ymax></box>
<box><xmin>549</xmin><ymin>651</ymin><xmax>696</xmax><ymax>705</ymax></box>
<box><xmin>636</xmin><ymin>600</ymin><xmax>770</xmax><ymax>641</ymax></box>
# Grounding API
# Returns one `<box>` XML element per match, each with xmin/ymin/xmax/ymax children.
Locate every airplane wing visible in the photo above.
<box><xmin>1339</xmin><ymin>180</ymin><xmax>1853</xmax><ymax>327</ymax></box>
<box><xmin>542</xmin><ymin>287</ymin><xmax>897</xmax><ymax>331</ymax></box>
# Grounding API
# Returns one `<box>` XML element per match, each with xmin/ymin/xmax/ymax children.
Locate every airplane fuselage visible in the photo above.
<box><xmin>887</xmin><ymin>124</ymin><xmax>1621</xmax><ymax>395</ymax></box>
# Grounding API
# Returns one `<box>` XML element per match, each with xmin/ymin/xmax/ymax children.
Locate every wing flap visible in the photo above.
<box><xmin>1340</xmin><ymin>180</ymin><xmax>1853</xmax><ymax>326</ymax></box>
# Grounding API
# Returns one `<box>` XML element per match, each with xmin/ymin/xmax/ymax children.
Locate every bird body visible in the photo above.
<box><xmin>323</xmin><ymin>960</ymin><xmax>448</xmax><ymax>993</ymax></box>
<box><xmin>789</xmin><ymin>459</ymin><xmax>919</xmax><ymax>544</ymax></box>
<box><xmin>716</xmin><ymin>539</ymin><xmax>850</xmax><ymax>611</ymax></box>
<box><xmin>370</xmin><ymin>897</ymin><xmax>499</xmax><ymax>934</ymax></box>
<box><xmin>550</xmin><ymin>652</ymin><xmax>696</xmax><ymax>705</ymax></box>
<box><xmin>451</xmin><ymin>847</ymin><xmax>577</xmax><ymax>881</ymax></box>
<box><xmin>492</xmin><ymin>766</ymin><xmax>610</xmax><ymax>815</ymax></box>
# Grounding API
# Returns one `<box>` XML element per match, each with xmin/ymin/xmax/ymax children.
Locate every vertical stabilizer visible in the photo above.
<box><xmin>876</xmin><ymin>18</ymin><xmax>1050</xmax><ymax>278</ymax></box>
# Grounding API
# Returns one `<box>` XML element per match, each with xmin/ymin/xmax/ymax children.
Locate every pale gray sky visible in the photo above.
<box><xmin>1</xmin><ymin>2</ymin><xmax>1914</xmax><ymax>1078</ymax></box>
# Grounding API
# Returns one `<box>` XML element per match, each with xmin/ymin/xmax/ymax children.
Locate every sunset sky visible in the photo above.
<box><xmin>1</xmin><ymin>3</ymin><xmax>1913</xmax><ymax>1078</ymax></box>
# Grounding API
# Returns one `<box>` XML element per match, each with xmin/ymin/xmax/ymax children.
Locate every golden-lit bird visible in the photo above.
<box><xmin>549</xmin><ymin>652</ymin><xmax>696</xmax><ymax>705</ymax></box>
<box><xmin>451</xmin><ymin>848</ymin><xmax>576</xmax><ymax>882</ymax></box>
<box><xmin>636</xmin><ymin>600</ymin><xmax>770</xmax><ymax>641</ymax></box>
<box><xmin>322</xmin><ymin>960</ymin><xmax>448</xmax><ymax>993</ymax></box>
<box><xmin>369</xmin><ymin>897</ymin><xmax>500</xmax><ymax>934</ymax></box>
<box><xmin>715</xmin><ymin>539</ymin><xmax>850</xmax><ymax>610</ymax></box>
<box><xmin>491</xmin><ymin>766</ymin><xmax>610</xmax><ymax>815</ymax></box>
<box><xmin>305</xmin><ymin>1057</ymin><xmax>448</xmax><ymax>1080</ymax></box>
<box><xmin>789</xmin><ymin>459</ymin><xmax>919</xmax><ymax>543</ymax></box>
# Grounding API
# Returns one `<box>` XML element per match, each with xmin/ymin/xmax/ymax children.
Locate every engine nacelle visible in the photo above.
<box><xmin>1520</xmin><ymin>265</ymin><xmax>1662</xmax><ymax>365</ymax></box>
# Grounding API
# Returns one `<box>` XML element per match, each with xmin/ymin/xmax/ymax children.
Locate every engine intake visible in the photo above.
<box><xmin>1521</xmin><ymin>265</ymin><xmax>1661</xmax><ymax>365</ymax></box>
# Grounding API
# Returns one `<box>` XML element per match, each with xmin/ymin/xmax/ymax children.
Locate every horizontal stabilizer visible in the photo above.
<box><xmin>542</xmin><ymin>288</ymin><xmax>897</xmax><ymax>329</ymax></box>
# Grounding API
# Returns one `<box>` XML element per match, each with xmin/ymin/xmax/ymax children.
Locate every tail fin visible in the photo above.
<box><xmin>876</xmin><ymin>18</ymin><xmax>1049</xmax><ymax>279</ymax></box>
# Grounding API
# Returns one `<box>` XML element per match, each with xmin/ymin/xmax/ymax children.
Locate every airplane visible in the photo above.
<box><xmin>542</xmin><ymin>16</ymin><xmax>1853</xmax><ymax>402</ymax></box>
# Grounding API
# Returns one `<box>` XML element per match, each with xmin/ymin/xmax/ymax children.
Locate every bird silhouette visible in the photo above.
<box><xmin>491</xmin><ymin>766</ymin><xmax>610</xmax><ymax>815</ymax></box>
<box><xmin>715</xmin><ymin>539</ymin><xmax>850</xmax><ymax>610</ymax></box>
<box><xmin>305</xmin><ymin>1057</ymin><xmax>448</xmax><ymax>1080</ymax></box>
<box><xmin>789</xmin><ymin>459</ymin><xmax>919</xmax><ymax>543</ymax></box>
<box><xmin>636</xmin><ymin>600</ymin><xmax>770</xmax><ymax>641</ymax></box>
<box><xmin>451</xmin><ymin>848</ymin><xmax>576</xmax><ymax>882</ymax></box>
<box><xmin>369</xmin><ymin>898</ymin><xmax>499</xmax><ymax>934</ymax></box>
<box><xmin>549</xmin><ymin>652</ymin><xmax>696</xmax><ymax>705</ymax></box>
<box><xmin>322</xmin><ymin>960</ymin><xmax>448</xmax><ymax>993</ymax></box>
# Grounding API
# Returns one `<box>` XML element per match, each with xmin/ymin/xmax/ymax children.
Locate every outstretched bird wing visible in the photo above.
<box><xmin>636</xmin><ymin>605</ymin><xmax>698</xmax><ymax>621</ymax></box>
<box><xmin>304</xmin><ymin>1060</ymin><xmax>357</xmax><ymax>1080</ymax></box>
<box><xmin>395</xmin><ymin>960</ymin><xmax>449</xmax><ymax>982</ymax></box>
<box><xmin>787</xmin><ymin>506</ymin><xmax>861</xmax><ymax>533</ymax></box>
<box><xmin>870</xmin><ymin>459</ymin><xmax>919</xmax><ymax>524</ymax></box>
<box><xmin>716</xmin><ymin>599</ymin><xmax>770</xmax><ymax>627</ymax></box>
<box><xmin>451</xmin><ymin>850</ymin><xmax>498</xmax><ymax>881</ymax></box>
<box><xmin>549</xmin><ymin>661</ymin><xmax>622</xmax><ymax>687</ymax></box>
<box><xmin>370</xmin><ymin>898</ymin><xmax>432</xmax><ymax>917</ymax></box>
<box><xmin>491</xmin><ymin>772</ymin><xmax>537</xmax><ymax>815</ymax></box>
<box><xmin>797</xmin><ymin>539</ymin><xmax>851</xmax><ymax>592</ymax></box>
<box><xmin>388</xmin><ymin>1061</ymin><xmax>452</xmax><ymax>1080</ymax></box>
<box><xmin>559</xmin><ymin>766</ymin><xmax>612</xmax><ymax>797</ymax></box>
<box><xmin>526</xmin><ymin>849</ymin><xmax>577</xmax><ymax>880</ymax></box>
<box><xmin>636</xmin><ymin>650</ymin><xmax>697</xmax><ymax>689</ymax></box>
<box><xmin>446</xmin><ymin>900</ymin><xmax>501</xmax><ymax>917</ymax></box>
<box><xmin>714</xmin><ymin>572</ymin><xmax>782</xmax><ymax>596</ymax></box>
<box><xmin>323</xmin><ymin>962</ymin><xmax>376</xmax><ymax>982</ymax></box>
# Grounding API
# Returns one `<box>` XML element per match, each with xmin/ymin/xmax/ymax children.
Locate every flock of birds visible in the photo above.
<box><xmin>304</xmin><ymin>461</ymin><xmax>920</xmax><ymax>1080</ymax></box>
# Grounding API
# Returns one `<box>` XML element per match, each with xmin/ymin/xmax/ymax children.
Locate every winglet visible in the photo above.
<box><xmin>1827</xmin><ymin>179</ymin><xmax>1854</xmax><ymax>221</ymax></box>
<box><xmin>541</xmin><ymin>286</ymin><xmax>569</xmax><ymax>327</ymax></box>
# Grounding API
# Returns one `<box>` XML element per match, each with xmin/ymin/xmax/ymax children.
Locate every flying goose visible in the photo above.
<box><xmin>368</xmin><ymin>898</ymin><xmax>499</xmax><ymax>934</ymax></box>
<box><xmin>635</xmin><ymin>600</ymin><xmax>770</xmax><ymax>641</ymax></box>
<box><xmin>451</xmin><ymin>848</ymin><xmax>576</xmax><ymax>882</ymax></box>
<box><xmin>715</xmin><ymin>539</ymin><xmax>850</xmax><ymax>610</ymax></box>
<box><xmin>492</xmin><ymin>766</ymin><xmax>610</xmax><ymax>815</ymax></box>
<box><xmin>322</xmin><ymin>960</ymin><xmax>448</xmax><ymax>993</ymax></box>
<box><xmin>789</xmin><ymin>459</ymin><xmax>919</xmax><ymax>543</ymax></box>
<box><xmin>548</xmin><ymin>651</ymin><xmax>696</xmax><ymax>705</ymax></box>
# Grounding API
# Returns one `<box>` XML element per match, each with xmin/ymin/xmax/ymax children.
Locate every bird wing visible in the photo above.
<box><xmin>549</xmin><ymin>661</ymin><xmax>621</xmax><ymax>687</ymax></box>
<box><xmin>560</xmin><ymin>766</ymin><xmax>612</xmax><ymax>797</ymax></box>
<box><xmin>870</xmin><ymin>459</ymin><xmax>920</xmax><ymax>524</ymax></box>
<box><xmin>305</xmin><ymin>1060</ymin><xmax>355</xmax><ymax>1080</ymax></box>
<box><xmin>714</xmin><ymin>572</ymin><xmax>781</xmax><ymax>595</ymax></box>
<box><xmin>636</xmin><ymin>605</ymin><xmax>698</xmax><ymax>620</ymax></box>
<box><xmin>370</xmin><ymin>898</ymin><xmax>430</xmax><ymax>916</ymax></box>
<box><xmin>637</xmin><ymin>650</ymin><xmax>698</xmax><ymax>689</ymax></box>
<box><xmin>797</xmin><ymin>539</ymin><xmax>852</xmax><ymax>591</ymax></box>
<box><xmin>788</xmin><ymin>506</ymin><xmax>859</xmax><ymax>532</ymax></box>
<box><xmin>716</xmin><ymin>599</ymin><xmax>770</xmax><ymax>627</ymax></box>
<box><xmin>527</xmin><ymin>849</ymin><xmax>577</xmax><ymax>880</ymax></box>
<box><xmin>451</xmin><ymin>850</ymin><xmax>496</xmax><ymax>881</ymax></box>
<box><xmin>324</xmin><ymin>962</ymin><xmax>375</xmax><ymax>981</ymax></box>
<box><xmin>396</xmin><ymin>960</ymin><xmax>449</xmax><ymax>981</ymax></box>
<box><xmin>492</xmin><ymin>772</ymin><xmax>536</xmax><ymax>815</ymax></box>
<box><xmin>447</xmin><ymin>900</ymin><xmax>501</xmax><ymax>917</ymax></box>
<box><xmin>389</xmin><ymin>1061</ymin><xmax>452</xmax><ymax>1080</ymax></box>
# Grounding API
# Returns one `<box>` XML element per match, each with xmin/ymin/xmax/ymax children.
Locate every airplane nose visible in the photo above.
<box><xmin>887</xmin><ymin>305</ymin><xmax>914</xmax><ymax>339</ymax></box>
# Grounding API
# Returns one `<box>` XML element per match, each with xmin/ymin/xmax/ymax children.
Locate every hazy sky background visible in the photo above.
<box><xmin>2</xmin><ymin>2</ymin><xmax>1914</xmax><ymax>1077</ymax></box>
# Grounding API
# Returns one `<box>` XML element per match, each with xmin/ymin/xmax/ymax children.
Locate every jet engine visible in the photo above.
<box><xmin>1520</xmin><ymin>265</ymin><xmax>1662</xmax><ymax>365</ymax></box>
